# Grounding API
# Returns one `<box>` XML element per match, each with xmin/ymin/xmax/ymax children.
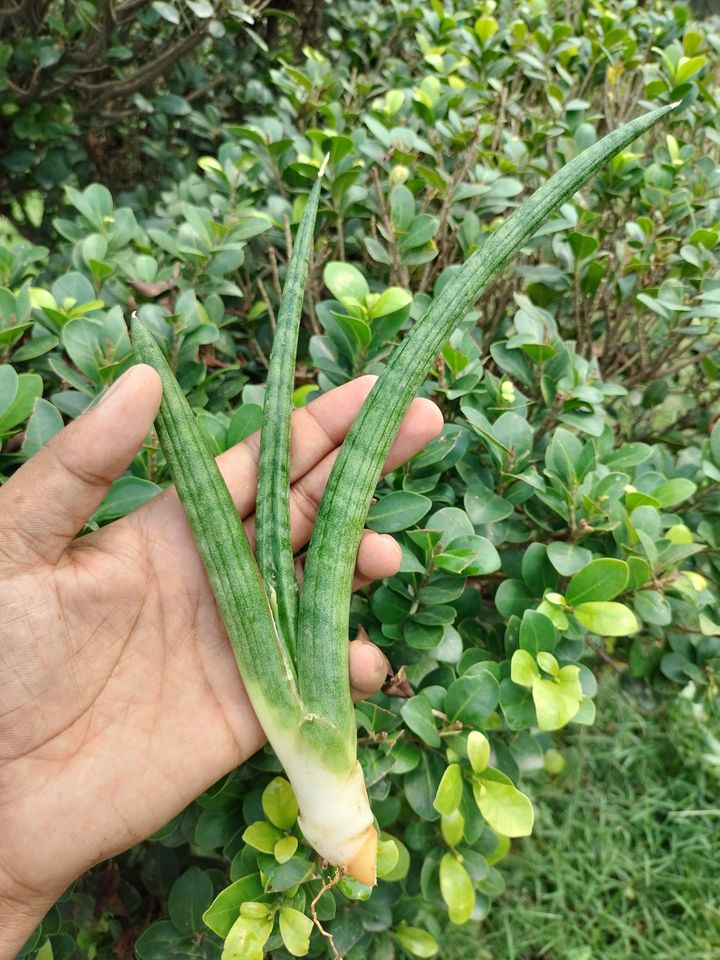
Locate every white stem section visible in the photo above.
<box><xmin>266</xmin><ymin>718</ymin><xmax>377</xmax><ymax>883</ymax></box>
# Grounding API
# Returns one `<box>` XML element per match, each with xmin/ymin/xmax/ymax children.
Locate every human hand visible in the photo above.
<box><xmin>0</xmin><ymin>366</ymin><xmax>442</xmax><ymax>956</ymax></box>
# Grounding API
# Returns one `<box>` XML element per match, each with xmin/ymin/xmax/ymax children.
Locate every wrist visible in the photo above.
<box><xmin>0</xmin><ymin>864</ymin><xmax>57</xmax><ymax>960</ymax></box>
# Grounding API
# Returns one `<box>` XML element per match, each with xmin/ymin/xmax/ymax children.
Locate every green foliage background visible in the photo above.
<box><xmin>1</xmin><ymin>0</ymin><xmax>720</xmax><ymax>957</ymax></box>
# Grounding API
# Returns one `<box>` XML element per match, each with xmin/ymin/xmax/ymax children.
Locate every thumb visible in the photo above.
<box><xmin>0</xmin><ymin>364</ymin><xmax>162</xmax><ymax>568</ymax></box>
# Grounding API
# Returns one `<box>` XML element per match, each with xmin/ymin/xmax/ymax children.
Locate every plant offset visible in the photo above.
<box><xmin>132</xmin><ymin>105</ymin><xmax>672</xmax><ymax>957</ymax></box>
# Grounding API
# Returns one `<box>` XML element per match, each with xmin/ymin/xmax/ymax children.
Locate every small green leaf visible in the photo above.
<box><xmin>223</xmin><ymin>914</ymin><xmax>273</xmax><ymax>960</ymax></box>
<box><xmin>265</xmin><ymin>857</ymin><xmax>314</xmax><ymax>892</ymax></box>
<box><xmin>369</xmin><ymin>286</ymin><xmax>412</xmax><ymax>318</ymax></box>
<box><xmin>0</xmin><ymin>372</ymin><xmax>43</xmax><ymax>433</ymax></box>
<box><xmin>436</xmin><ymin>534</ymin><xmax>500</xmax><ymax>575</ymax></box>
<box><xmin>544</xmin><ymin>749</ymin><xmax>565</xmax><ymax>775</ymax></box>
<box><xmin>371</xmin><ymin>586</ymin><xmax>412</xmax><ymax>623</ymax></box>
<box><xmin>395</xmin><ymin>922</ymin><xmax>439</xmax><ymax>958</ymax></box>
<box><xmin>433</xmin><ymin>763</ymin><xmax>463</xmax><ymax>815</ymax></box>
<box><xmin>532</xmin><ymin>670</ymin><xmax>582</xmax><ymax>731</ymax></box>
<box><xmin>228</xmin><ymin>404</ymin><xmax>263</xmax><ymax>445</ymax></box>
<box><xmin>22</xmin><ymin>398</ymin><xmax>63</xmax><ymax>457</ymax></box>
<box><xmin>92</xmin><ymin>476</ymin><xmax>162</xmax><ymax>523</ymax></box>
<box><xmin>439</xmin><ymin>853</ymin><xmax>475</xmax><ymax>924</ymax></box>
<box><xmin>675</xmin><ymin>54</ymin><xmax>707</xmax><ymax>83</ymax></box>
<box><xmin>666</xmin><ymin>524</ymin><xmax>693</xmax><ymax>544</ymax></box>
<box><xmin>377</xmin><ymin>837</ymin><xmax>400</xmax><ymax>877</ymax></box>
<box><xmin>274</xmin><ymin>835</ymin><xmax>298</xmax><ymax>863</ymax></box>
<box><xmin>510</xmin><ymin>649</ymin><xmax>539</xmax><ymax>688</ymax></box>
<box><xmin>168</xmin><ymin>867</ymin><xmax>214</xmax><ymax>934</ymax></box>
<box><xmin>520</xmin><ymin>543</ymin><xmax>558</xmax><ymax>596</ymax></box>
<box><xmin>536</xmin><ymin>651</ymin><xmax>559</xmax><ymax>676</ymax></box>
<box><xmin>652</xmin><ymin>478</ymin><xmax>697</xmax><ymax>509</ymax></box>
<box><xmin>626</xmin><ymin>556</ymin><xmax>651</xmax><ymax>590</ymax></box>
<box><xmin>519</xmin><ymin>610</ymin><xmax>556</xmax><ymax>655</ymax></box>
<box><xmin>603</xmin><ymin>443</ymin><xmax>653</xmax><ymax>470</ymax></box>
<box><xmin>382</xmin><ymin>834</ymin><xmax>411</xmax><ymax>882</ymax></box>
<box><xmin>569</xmin><ymin>232</ymin><xmax>599</xmax><ymax>260</ymax></box>
<box><xmin>464</xmin><ymin>481</ymin><xmax>513</xmax><ymax>524</ymax></box>
<box><xmin>441</xmin><ymin>809</ymin><xmax>465</xmax><ymax>847</ymax></box>
<box><xmin>391</xmin><ymin>185</ymin><xmax>415</xmax><ymax>230</ymax></box>
<box><xmin>710</xmin><ymin>419</ymin><xmax>720</xmax><ymax>468</ymax></box>
<box><xmin>466</xmin><ymin>731</ymin><xmax>490</xmax><ymax>774</ymax></box>
<box><xmin>546</xmin><ymin>542</ymin><xmax>592</xmax><ymax>576</ymax></box>
<box><xmin>404</xmin><ymin>752</ymin><xmax>445</xmax><ymax>820</ymax></box>
<box><xmin>240</xmin><ymin>903</ymin><xmax>270</xmax><ymax>919</ymax></box>
<box><xmin>242</xmin><ymin>821</ymin><xmax>282</xmax><ymax>853</ymax></box>
<box><xmin>546</xmin><ymin>427</ymin><xmax>582</xmax><ymax>488</ymax></box>
<box><xmin>279</xmin><ymin>907</ymin><xmax>313</xmax><ymax>957</ymax></box>
<box><xmin>573</xmin><ymin>601</ymin><xmax>639</xmax><ymax>636</ymax></box>
<box><xmin>202</xmin><ymin>874</ymin><xmax>265</xmax><ymax>937</ymax></box>
<box><xmin>475</xmin><ymin>14</ymin><xmax>498</xmax><ymax>42</ymax></box>
<box><xmin>445</xmin><ymin>672</ymin><xmax>500</xmax><ymax>725</ymax></box>
<box><xmin>536</xmin><ymin>597</ymin><xmax>570</xmax><ymax>631</ymax></box>
<box><xmin>367</xmin><ymin>491</ymin><xmax>432</xmax><ymax>532</ymax></box>
<box><xmin>566</xmin><ymin>558</ymin><xmax>629</xmax><ymax>605</ymax></box>
<box><xmin>473</xmin><ymin>770</ymin><xmax>534</xmax><ymax>837</ymax></box>
<box><xmin>495</xmin><ymin>579</ymin><xmax>536</xmax><ymax>619</ymax></box>
<box><xmin>262</xmin><ymin>777</ymin><xmax>298</xmax><ymax>830</ymax></box>
<box><xmin>0</xmin><ymin>363</ymin><xmax>19</xmax><ymax>419</ymax></box>
<box><xmin>633</xmin><ymin>590</ymin><xmax>672</xmax><ymax>626</ymax></box>
<box><xmin>153</xmin><ymin>1</ymin><xmax>180</xmax><ymax>23</ymax></box>
<box><xmin>323</xmin><ymin>261</ymin><xmax>369</xmax><ymax>303</ymax></box>
<box><xmin>401</xmin><ymin>695</ymin><xmax>441</xmax><ymax>747</ymax></box>
<box><xmin>135</xmin><ymin>921</ymin><xmax>194</xmax><ymax>960</ymax></box>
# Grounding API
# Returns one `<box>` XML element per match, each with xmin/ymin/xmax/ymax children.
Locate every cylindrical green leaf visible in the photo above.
<box><xmin>297</xmin><ymin>105</ymin><xmax>675</xmax><ymax>728</ymax></box>
<box><xmin>131</xmin><ymin>319</ymin><xmax>302</xmax><ymax>727</ymax></box>
<box><xmin>256</xmin><ymin>170</ymin><xmax>325</xmax><ymax>652</ymax></box>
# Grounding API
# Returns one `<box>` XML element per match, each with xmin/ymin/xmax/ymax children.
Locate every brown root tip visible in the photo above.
<box><xmin>345</xmin><ymin>826</ymin><xmax>378</xmax><ymax>886</ymax></box>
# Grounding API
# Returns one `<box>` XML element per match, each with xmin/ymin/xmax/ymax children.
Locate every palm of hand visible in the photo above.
<box><xmin>0</xmin><ymin>366</ymin><xmax>442</xmax><ymax>939</ymax></box>
<box><xmin>1</xmin><ymin>513</ymin><xmax>256</xmax><ymax>900</ymax></box>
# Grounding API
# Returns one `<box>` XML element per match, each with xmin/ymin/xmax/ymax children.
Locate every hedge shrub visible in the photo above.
<box><xmin>2</xmin><ymin>1</ymin><xmax>719</xmax><ymax>957</ymax></box>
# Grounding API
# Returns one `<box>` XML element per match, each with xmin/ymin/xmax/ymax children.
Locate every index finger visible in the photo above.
<box><xmin>144</xmin><ymin>375</ymin><xmax>383</xmax><ymax>523</ymax></box>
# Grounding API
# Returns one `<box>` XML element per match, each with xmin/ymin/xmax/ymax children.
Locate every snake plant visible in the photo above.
<box><xmin>132</xmin><ymin>103</ymin><xmax>674</xmax><ymax>886</ymax></box>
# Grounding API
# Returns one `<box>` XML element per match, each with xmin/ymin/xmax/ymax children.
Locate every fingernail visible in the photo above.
<box><xmin>91</xmin><ymin>367</ymin><xmax>137</xmax><ymax>410</ymax></box>
<box><xmin>381</xmin><ymin>533</ymin><xmax>401</xmax><ymax>553</ymax></box>
<box><xmin>373</xmin><ymin>645</ymin><xmax>392</xmax><ymax>676</ymax></box>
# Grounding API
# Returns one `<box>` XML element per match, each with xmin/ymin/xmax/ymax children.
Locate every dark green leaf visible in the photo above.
<box><xmin>566</xmin><ymin>559</ymin><xmax>629</xmax><ymax>605</ymax></box>
<box><xmin>168</xmin><ymin>868</ymin><xmax>213</xmax><ymax>935</ymax></box>
<box><xmin>401</xmin><ymin>695</ymin><xmax>441</xmax><ymax>747</ymax></box>
<box><xmin>202</xmin><ymin>874</ymin><xmax>265</xmax><ymax>937</ymax></box>
<box><xmin>135</xmin><ymin>921</ymin><xmax>201</xmax><ymax>959</ymax></box>
<box><xmin>546</xmin><ymin>542</ymin><xmax>592</xmax><ymax>576</ymax></box>
<box><xmin>404</xmin><ymin>752</ymin><xmax>444</xmax><ymax>820</ymax></box>
<box><xmin>445</xmin><ymin>673</ymin><xmax>500</xmax><ymax>726</ymax></box>
<box><xmin>368</xmin><ymin>490</ymin><xmax>432</xmax><ymax>532</ymax></box>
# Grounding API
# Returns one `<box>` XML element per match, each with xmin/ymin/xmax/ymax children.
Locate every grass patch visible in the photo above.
<box><xmin>446</xmin><ymin>678</ymin><xmax>720</xmax><ymax>960</ymax></box>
